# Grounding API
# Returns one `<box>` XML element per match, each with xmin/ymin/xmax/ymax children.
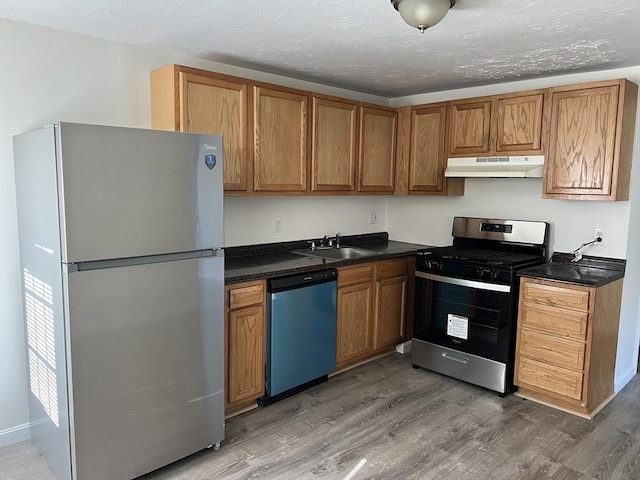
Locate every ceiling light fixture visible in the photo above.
<box><xmin>391</xmin><ymin>0</ymin><xmax>456</xmax><ymax>33</ymax></box>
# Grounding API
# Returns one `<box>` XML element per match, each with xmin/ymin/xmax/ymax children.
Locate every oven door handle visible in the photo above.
<box><xmin>415</xmin><ymin>271</ymin><xmax>511</xmax><ymax>293</ymax></box>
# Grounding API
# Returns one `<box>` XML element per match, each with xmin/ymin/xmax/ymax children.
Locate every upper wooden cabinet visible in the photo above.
<box><xmin>310</xmin><ymin>95</ymin><xmax>358</xmax><ymax>192</ymax></box>
<box><xmin>253</xmin><ymin>86</ymin><xmax>308</xmax><ymax>192</ymax></box>
<box><xmin>395</xmin><ymin>104</ymin><xmax>464</xmax><ymax>196</ymax></box>
<box><xmin>151</xmin><ymin>65</ymin><xmax>250</xmax><ymax>191</ymax></box>
<box><xmin>542</xmin><ymin>79</ymin><xmax>638</xmax><ymax>201</ymax></box>
<box><xmin>359</xmin><ymin>106</ymin><xmax>397</xmax><ymax>192</ymax></box>
<box><xmin>449</xmin><ymin>99</ymin><xmax>492</xmax><ymax>155</ymax></box>
<box><xmin>448</xmin><ymin>90</ymin><xmax>545</xmax><ymax>157</ymax></box>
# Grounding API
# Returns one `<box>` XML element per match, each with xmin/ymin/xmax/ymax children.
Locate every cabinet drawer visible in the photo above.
<box><xmin>519</xmin><ymin>329</ymin><xmax>586</xmax><ymax>371</ymax></box>
<box><xmin>520</xmin><ymin>302</ymin><xmax>588</xmax><ymax>340</ymax></box>
<box><xmin>228</xmin><ymin>282</ymin><xmax>265</xmax><ymax>310</ymax></box>
<box><xmin>338</xmin><ymin>264</ymin><xmax>374</xmax><ymax>287</ymax></box>
<box><xmin>522</xmin><ymin>281</ymin><xmax>590</xmax><ymax>311</ymax></box>
<box><xmin>517</xmin><ymin>356</ymin><xmax>583</xmax><ymax>401</ymax></box>
<box><xmin>376</xmin><ymin>258</ymin><xmax>408</xmax><ymax>279</ymax></box>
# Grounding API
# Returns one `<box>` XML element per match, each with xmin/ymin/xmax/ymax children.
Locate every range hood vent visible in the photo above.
<box><xmin>445</xmin><ymin>155</ymin><xmax>545</xmax><ymax>178</ymax></box>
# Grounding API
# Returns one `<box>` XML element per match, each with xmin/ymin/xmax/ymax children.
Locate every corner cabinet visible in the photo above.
<box><xmin>542</xmin><ymin>79</ymin><xmax>638</xmax><ymax>201</ymax></box>
<box><xmin>395</xmin><ymin>104</ymin><xmax>464</xmax><ymax>196</ymax></box>
<box><xmin>336</xmin><ymin>257</ymin><xmax>410</xmax><ymax>371</ymax></box>
<box><xmin>448</xmin><ymin>90</ymin><xmax>545</xmax><ymax>157</ymax></box>
<box><xmin>225</xmin><ymin>280</ymin><xmax>266</xmax><ymax>416</ymax></box>
<box><xmin>310</xmin><ymin>95</ymin><xmax>358</xmax><ymax>192</ymax></box>
<box><xmin>253</xmin><ymin>86</ymin><xmax>308</xmax><ymax>192</ymax></box>
<box><xmin>359</xmin><ymin>106</ymin><xmax>397</xmax><ymax>193</ymax></box>
<box><xmin>514</xmin><ymin>277</ymin><xmax>623</xmax><ymax>418</ymax></box>
<box><xmin>151</xmin><ymin>65</ymin><xmax>250</xmax><ymax>192</ymax></box>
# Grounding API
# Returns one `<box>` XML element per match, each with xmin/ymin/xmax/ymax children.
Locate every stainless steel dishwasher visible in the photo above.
<box><xmin>260</xmin><ymin>268</ymin><xmax>337</xmax><ymax>406</ymax></box>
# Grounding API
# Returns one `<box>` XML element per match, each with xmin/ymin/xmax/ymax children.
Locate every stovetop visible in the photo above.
<box><xmin>420</xmin><ymin>246</ymin><xmax>543</xmax><ymax>268</ymax></box>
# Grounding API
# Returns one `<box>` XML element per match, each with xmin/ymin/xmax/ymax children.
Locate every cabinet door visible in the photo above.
<box><xmin>543</xmin><ymin>85</ymin><xmax>619</xmax><ymax>197</ymax></box>
<box><xmin>449</xmin><ymin>100</ymin><xmax>492</xmax><ymax>155</ymax></box>
<box><xmin>373</xmin><ymin>275</ymin><xmax>407</xmax><ymax>350</ymax></box>
<box><xmin>495</xmin><ymin>93</ymin><xmax>543</xmax><ymax>153</ymax></box>
<box><xmin>359</xmin><ymin>106</ymin><xmax>397</xmax><ymax>192</ymax></box>
<box><xmin>253</xmin><ymin>86</ymin><xmax>307</xmax><ymax>192</ymax></box>
<box><xmin>228</xmin><ymin>305</ymin><xmax>265</xmax><ymax>404</ymax></box>
<box><xmin>179</xmin><ymin>72</ymin><xmax>248</xmax><ymax>191</ymax></box>
<box><xmin>311</xmin><ymin>96</ymin><xmax>357</xmax><ymax>191</ymax></box>
<box><xmin>409</xmin><ymin>104</ymin><xmax>448</xmax><ymax>193</ymax></box>
<box><xmin>337</xmin><ymin>283</ymin><xmax>373</xmax><ymax>367</ymax></box>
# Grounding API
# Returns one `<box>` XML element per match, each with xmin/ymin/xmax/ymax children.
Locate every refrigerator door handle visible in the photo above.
<box><xmin>65</xmin><ymin>249</ymin><xmax>223</xmax><ymax>273</ymax></box>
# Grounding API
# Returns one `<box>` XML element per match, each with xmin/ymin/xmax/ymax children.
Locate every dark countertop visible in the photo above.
<box><xmin>225</xmin><ymin>232</ymin><xmax>432</xmax><ymax>284</ymax></box>
<box><xmin>518</xmin><ymin>253</ymin><xmax>626</xmax><ymax>287</ymax></box>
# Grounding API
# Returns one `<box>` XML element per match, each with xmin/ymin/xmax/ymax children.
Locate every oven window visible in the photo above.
<box><xmin>413</xmin><ymin>277</ymin><xmax>514</xmax><ymax>362</ymax></box>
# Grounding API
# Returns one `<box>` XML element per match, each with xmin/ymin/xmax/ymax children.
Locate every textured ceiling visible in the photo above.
<box><xmin>1</xmin><ymin>0</ymin><xmax>639</xmax><ymax>97</ymax></box>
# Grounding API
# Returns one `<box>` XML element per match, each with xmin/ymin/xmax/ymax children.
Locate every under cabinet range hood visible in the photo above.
<box><xmin>445</xmin><ymin>155</ymin><xmax>545</xmax><ymax>178</ymax></box>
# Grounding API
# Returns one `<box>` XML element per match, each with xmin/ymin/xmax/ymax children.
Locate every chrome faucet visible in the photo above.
<box><xmin>335</xmin><ymin>232</ymin><xmax>341</xmax><ymax>248</ymax></box>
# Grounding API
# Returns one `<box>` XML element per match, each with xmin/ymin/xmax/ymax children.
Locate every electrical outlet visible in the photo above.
<box><xmin>593</xmin><ymin>227</ymin><xmax>606</xmax><ymax>245</ymax></box>
<box><xmin>369</xmin><ymin>210</ymin><xmax>378</xmax><ymax>225</ymax></box>
<box><xmin>274</xmin><ymin>216</ymin><xmax>283</xmax><ymax>233</ymax></box>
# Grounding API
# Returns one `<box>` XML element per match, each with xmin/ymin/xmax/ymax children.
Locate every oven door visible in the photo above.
<box><xmin>413</xmin><ymin>271</ymin><xmax>514</xmax><ymax>362</ymax></box>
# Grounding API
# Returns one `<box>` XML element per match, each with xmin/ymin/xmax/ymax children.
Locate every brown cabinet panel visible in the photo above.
<box><xmin>496</xmin><ymin>93</ymin><xmax>543</xmax><ymax>152</ymax></box>
<box><xmin>338</xmin><ymin>264</ymin><xmax>374</xmax><ymax>287</ymax></box>
<box><xmin>519</xmin><ymin>328</ymin><xmax>586</xmax><ymax>371</ymax></box>
<box><xmin>543</xmin><ymin>79</ymin><xmax>637</xmax><ymax>200</ymax></box>
<box><xmin>337</xmin><ymin>283</ymin><xmax>373</xmax><ymax>367</ymax></box>
<box><xmin>253</xmin><ymin>86</ymin><xmax>308</xmax><ymax>192</ymax></box>
<box><xmin>228</xmin><ymin>283</ymin><xmax>265</xmax><ymax>310</ymax></box>
<box><xmin>517</xmin><ymin>356</ymin><xmax>584</xmax><ymax>401</ymax></box>
<box><xmin>376</xmin><ymin>257</ymin><xmax>408</xmax><ymax>279</ymax></box>
<box><xmin>228</xmin><ymin>305</ymin><xmax>265</xmax><ymax>403</ymax></box>
<box><xmin>180</xmin><ymin>72</ymin><xmax>248</xmax><ymax>191</ymax></box>
<box><xmin>545</xmin><ymin>85</ymin><xmax>619</xmax><ymax>196</ymax></box>
<box><xmin>311</xmin><ymin>96</ymin><xmax>357</xmax><ymax>191</ymax></box>
<box><xmin>359</xmin><ymin>106</ymin><xmax>397</xmax><ymax>192</ymax></box>
<box><xmin>522</xmin><ymin>281</ymin><xmax>590</xmax><ymax>310</ymax></box>
<box><xmin>515</xmin><ymin>277</ymin><xmax>623</xmax><ymax>417</ymax></box>
<box><xmin>373</xmin><ymin>275</ymin><xmax>406</xmax><ymax>350</ymax></box>
<box><xmin>151</xmin><ymin>65</ymin><xmax>250</xmax><ymax>192</ymax></box>
<box><xmin>409</xmin><ymin>105</ymin><xmax>447</xmax><ymax>192</ymax></box>
<box><xmin>520</xmin><ymin>302</ymin><xmax>588</xmax><ymax>340</ymax></box>
<box><xmin>448</xmin><ymin>100</ymin><xmax>492</xmax><ymax>155</ymax></box>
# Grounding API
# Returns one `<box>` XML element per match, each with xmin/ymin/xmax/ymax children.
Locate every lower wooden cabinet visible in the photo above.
<box><xmin>336</xmin><ymin>264</ymin><xmax>374</xmax><ymax>368</ymax></box>
<box><xmin>336</xmin><ymin>257</ymin><xmax>410</xmax><ymax>370</ymax></box>
<box><xmin>514</xmin><ymin>277</ymin><xmax>623</xmax><ymax>418</ymax></box>
<box><xmin>225</xmin><ymin>280</ymin><xmax>265</xmax><ymax>415</ymax></box>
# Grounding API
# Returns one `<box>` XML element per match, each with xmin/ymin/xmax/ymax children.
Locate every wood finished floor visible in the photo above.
<box><xmin>2</xmin><ymin>353</ymin><xmax>639</xmax><ymax>480</ymax></box>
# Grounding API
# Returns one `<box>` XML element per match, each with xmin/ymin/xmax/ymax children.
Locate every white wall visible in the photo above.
<box><xmin>225</xmin><ymin>196</ymin><xmax>386</xmax><ymax>246</ymax></box>
<box><xmin>387</xmin><ymin>65</ymin><xmax>640</xmax><ymax>392</ymax></box>
<box><xmin>1</xmin><ymin>18</ymin><xmax>639</xmax><ymax>448</ymax></box>
<box><xmin>0</xmin><ymin>19</ymin><xmax>387</xmax><ymax>447</ymax></box>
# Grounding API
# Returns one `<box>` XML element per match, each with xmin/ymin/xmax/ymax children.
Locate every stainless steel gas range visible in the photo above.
<box><xmin>412</xmin><ymin>216</ymin><xmax>549</xmax><ymax>395</ymax></box>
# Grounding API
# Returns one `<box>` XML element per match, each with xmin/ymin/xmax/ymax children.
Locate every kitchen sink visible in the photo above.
<box><xmin>292</xmin><ymin>246</ymin><xmax>375</xmax><ymax>260</ymax></box>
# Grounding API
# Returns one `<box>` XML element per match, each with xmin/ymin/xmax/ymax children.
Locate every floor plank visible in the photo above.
<box><xmin>1</xmin><ymin>353</ymin><xmax>639</xmax><ymax>480</ymax></box>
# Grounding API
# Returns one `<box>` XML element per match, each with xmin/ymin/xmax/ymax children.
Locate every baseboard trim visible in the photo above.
<box><xmin>614</xmin><ymin>366</ymin><xmax>638</xmax><ymax>393</ymax></box>
<box><xmin>0</xmin><ymin>421</ymin><xmax>31</xmax><ymax>447</ymax></box>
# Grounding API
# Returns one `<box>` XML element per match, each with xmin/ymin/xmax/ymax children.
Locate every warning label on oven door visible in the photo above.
<box><xmin>447</xmin><ymin>314</ymin><xmax>468</xmax><ymax>340</ymax></box>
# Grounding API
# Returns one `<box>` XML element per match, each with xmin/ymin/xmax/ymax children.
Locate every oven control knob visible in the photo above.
<box><xmin>489</xmin><ymin>270</ymin><xmax>499</xmax><ymax>280</ymax></box>
<box><xmin>476</xmin><ymin>268</ymin><xmax>485</xmax><ymax>279</ymax></box>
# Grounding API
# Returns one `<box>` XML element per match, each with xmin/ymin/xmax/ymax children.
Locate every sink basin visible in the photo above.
<box><xmin>292</xmin><ymin>246</ymin><xmax>374</xmax><ymax>260</ymax></box>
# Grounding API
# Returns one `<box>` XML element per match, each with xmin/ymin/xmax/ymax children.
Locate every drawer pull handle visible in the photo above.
<box><xmin>442</xmin><ymin>352</ymin><xmax>469</xmax><ymax>364</ymax></box>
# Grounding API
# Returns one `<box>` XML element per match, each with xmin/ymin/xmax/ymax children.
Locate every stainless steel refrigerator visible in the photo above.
<box><xmin>13</xmin><ymin>123</ymin><xmax>225</xmax><ymax>480</ymax></box>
